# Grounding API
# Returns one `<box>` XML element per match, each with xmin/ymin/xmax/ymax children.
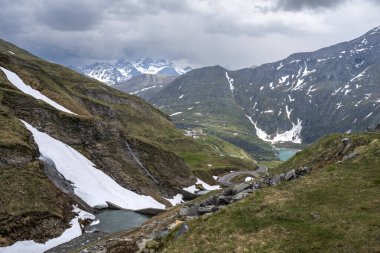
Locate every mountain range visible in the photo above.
<box><xmin>74</xmin><ymin>57</ymin><xmax>191</xmax><ymax>85</ymax></box>
<box><xmin>149</xmin><ymin>26</ymin><xmax>380</xmax><ymax>159</ymax></box>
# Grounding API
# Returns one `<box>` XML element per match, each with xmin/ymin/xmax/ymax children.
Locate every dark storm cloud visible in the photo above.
<box><xmin>35</xmin><ymin>0</ymin><xmax>105</xmax><ymax>31</ymax></box>
<box><xmin>0</xmin><ymin>0</ymin><xmax>379</xmax><ymax>69</ymax></box>
<box><xmin>277</xmin><ymin>0</ymin><xmax>348</xmax><ymax>11</ymax></box>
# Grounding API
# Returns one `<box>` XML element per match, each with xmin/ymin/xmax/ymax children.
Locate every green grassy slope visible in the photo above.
<box><xmin>161</xmin><ymin>132</ymin><xmax>380</xmax><ymax>252</ymax></box>
<box><xmin>0</xmin><ymin>40</ymin><xmax>257</xmax><ymax>245</ymax></box>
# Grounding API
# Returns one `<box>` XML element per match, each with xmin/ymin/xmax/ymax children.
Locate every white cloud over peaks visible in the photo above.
<box><xmin>0</xmin><ymin>0</ymin><xmax>379</xmax><ymax>69</ymax></box>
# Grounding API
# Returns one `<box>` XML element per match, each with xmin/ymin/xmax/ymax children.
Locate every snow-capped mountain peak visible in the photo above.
<box><xmin>76</xmin><ymin>57</ymin><xmax>191</xmax><ymax>85</ymax></box>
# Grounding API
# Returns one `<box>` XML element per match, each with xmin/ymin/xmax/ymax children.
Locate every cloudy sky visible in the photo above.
<box><xmin>0</xmin><ymin>0</ymin><xmax>379</xmax><ymax>69</ymax></box>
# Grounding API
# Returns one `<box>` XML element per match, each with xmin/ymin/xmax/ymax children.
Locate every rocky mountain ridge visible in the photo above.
<box><xmin>75</xmin><ymin>57</ymin><xmax>191</xmax><ymax>85</ymax></box>
<box><xmin>150</xmin><ymin>26</ymin><xmax>380</xmax><ymax>154</ymax></box>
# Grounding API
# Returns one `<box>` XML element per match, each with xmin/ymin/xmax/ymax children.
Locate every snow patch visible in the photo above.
<box><xmin>364</xmin><ymin>112</ymin><xmax>373</xmax><ymax>119</ymax></box>
<box><xmin>183</xmin><ymin>178</ymin><xmax>220</xmax><ymax>194</ymax></box>
<box><xmin>164</xmin><ymin>194</ymin><xmax>184</xmax><ymax>206</ymax></box>
<box><xmin>225</xmin><ymin>72</ymin><xmax>235</xmax><ymax>92</ymax></box>
<box><xmin>246</xmin><ymin>115</ymin><xmax>302</xmax><ymax>144</ymax></box>
<box><xmin>0</xmin><ymin>67</ymin><xmax>75</xmax><ymax>115</ymax></box>
<box><xmin>131</xmin><ymin>85</ymin><xmax>157</xmax><ymax>94</ymax></box>
<box><xmin>21</xmin><ymin>121</ymin><xmax>165</xmax><ymax>210</ymax></box>
<box><xmin>170</xmin><ymin>112</ymin><xmax>183</xmax><ymax>116</ymax></box>
<box><xmin>0</xmin><ymin>206</ymin><xmax>94</xmax><ymax>253</ymax></box>
<box><xmin>336</xmin><ymin>102</ymin><xmax>343</xmax><ymax>109</ymax></box>
<box><xmin>285</xmin><ymin>105</ymin><xmax>293</xmax><ymax>120</ymax></box>
<box><xmin>244</xmin><ymin>177</ymin><xmax>253</xmax><ymax>182</ymax></box>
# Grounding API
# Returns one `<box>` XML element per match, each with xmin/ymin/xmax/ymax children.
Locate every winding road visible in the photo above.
<box><xmin>217</xmin><ymin>166</ymin><xmax>268</xmax><ymax>186</ymax></box>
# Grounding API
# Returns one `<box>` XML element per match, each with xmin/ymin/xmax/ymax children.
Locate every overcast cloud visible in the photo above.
<box><xmin>0</xmin><ymin>0</ymin><xmax>379</xmax><ymax>69</ymax></box>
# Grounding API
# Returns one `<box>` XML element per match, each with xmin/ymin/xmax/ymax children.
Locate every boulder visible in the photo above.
<box><xmin>180</xmin><ymin>206</ymin><xmax>198</xmax><ymax>217</ymax></box>
<box><xmin>232</xmin><ymin>192</ymin><xmax>250</xmax><ymax>201</ymax></box>
<box><xmin>240</xmin><ymin>188</ymin><xmax>256</xmax><ymax>194</ymax></box>
<box><xmin>217</xmin><ymin>196</ymin><xmax>232</xmax><ymax>205</ymax></box>
<box><xmin>200</xmin><ymin>196</ymin><xmax>217</xmax><ymax>207</ymax></box>
<box><xmin>342</xmin><ymin>137</ymin><xmax>350</xmax><ymax>146</ymax></box>
<box><xmin>270</xmin><ymin>174</ymin><xmax>285</xmax><ymax>186</ymax></box>
<box><xmin>252</xmin><ymin>182</ymin><xmax>261</xmax><ymax>189</ymax></box>
<box><xmin>233</xmin><ymin>183</ymin><xmax>251</xmax><ymax>194</ymax></box>
<box><xmin>343</xmin><ymin>151</ymin><xmax>358</xmax><ymax>161</ymax></box>
<box><xmin>221</xmin><ymin>188</ymin><xmax>234</xmax><ymax>196</ymax></box>
<box><xmin>198</xmin><ymin>205</ymin><xmax>218</xmax><ymax>214</ymax></box>
<box><xmin>285</xmin><ymin>169</ymin><xmax>296</xmax><ymax>180</ymax></box>
<box><xmin>174</xmin><ymin>224</ymin><xmax>190</xmax><ymax>239</ymax></box>
<box><xmin>342</xmin><ymin>143</ymin><xmax>352</xmax><ymax>154</ymax></box>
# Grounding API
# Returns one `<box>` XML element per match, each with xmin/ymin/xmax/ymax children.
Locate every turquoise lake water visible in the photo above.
<box><xmin>277</xmin><ymin>148</ymin><xmax>299</xmax><ymax>161</ymax></box>
<box><xmin>85</xmin><ymin>209</ymin><xmax>151</xmax><ymax>233</ymax></box>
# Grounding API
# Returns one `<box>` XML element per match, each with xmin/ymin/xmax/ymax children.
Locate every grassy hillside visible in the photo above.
<box><xmin>149</xmin><ymin>66</ymin><xmax>276</xmax><ymax>161</ymax></box>
<box><xmin>161</xmin><ymin>132</ymin><xmax>380</xmax><ymax>252</ymax></box>
<box><xmin>0</xmin><ymin>40</ymin><xmax>257</xmax><ymax>245</ymax></box>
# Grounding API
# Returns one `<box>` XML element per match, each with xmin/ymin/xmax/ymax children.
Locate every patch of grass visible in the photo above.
<box><xmin>161</xmin><ymin>133</ymin><xmax>380</xmax><ymax>253</ymax></box>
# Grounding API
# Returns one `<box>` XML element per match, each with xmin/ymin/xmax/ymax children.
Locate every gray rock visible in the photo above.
<box><xmin>233</xmin><ymin>183</ymin><xmax>251</xmax><ymax>194</ymax></box>
<box><xmin>232</xmin><ymin>192</ymin><xmax>250</xmax><ymax>201</ymax></box>
<box><xmin>217</xmin><ymin>195</ymin><xmax>232</xmax><ymax>205</ymax></box>
<box><xmin>296</xmin><ymin>167</ymin><xmax>311</xmax><ymax>176</ymax></box>
<box><xmin>180</xmin><ymin>206</ymin><xmax>198</xmax><ymax>217</ymax></box>
<box><xmin>156</xmin><ymin>229</ymin><xmax>169</xmax><ymax>239</ymax></box>
<box><xmin>342</xmin><ymin>137</ymin><xmax>350</xmax><ymax>146</ymax></box>
<box><xmin>200</xmin><ymin>196</ymin><xmax>217</xmax><ymax>207</ymax></box>
<box><xmin>342</xmin><ymin>142</ymin><xmax>352</xmax><ymax>154</ymax></box>
<box><xmin>270</xmin><ymin>174</ymin><xmax>285</xmax><ymax>186</ymax></box>
<box><xmin>198</xmin><ymin>205</ymin><xmax>218</xmax><ymax>214</ymax></box>
<box><xmin>221</xmin><ymin>188</ymin><xmax>234</xmax><ymax>196</ymax></box>
<box><xmin>285</xmin><ymin>169</ymin><xmax>296</xmax><ymax>180</ymax></box>
<box><xmin>240</xmin><ymin>188</ymin><xmax>256</xmax><ymax>194</ymax></box>
<box><xmin>252</xmin><ymin>182</ymin><xmax>261</xmax><ymax>189</ymax></box>
<box><xmin>175</xmin><ymin>224</ymin><xmax>189</xmax><ymax>239</ymax></box>
<box><xmin>343</xmin><ymin>151</ymin><xmax>358</xmax><ymax>161</ymax></box>
<box><xmin>256</xmin><ymin>166</ymin><xmax>268</xmax><ymax>173</ymax></box>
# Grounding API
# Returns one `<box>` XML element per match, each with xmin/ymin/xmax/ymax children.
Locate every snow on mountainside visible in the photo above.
<box><xmin>150</xmin><ymin>26</ymin><xmax>380</xmax><ymax>147</ymax></box>
<box><xmin>22</xmin><ymin>120</ymin><xmax>165</xmax><ymax>210</ymax></box>
<box><xmin>76</xmin><ymin>57</ymin><xmax>191</xmax><ymax>85</ymax></box>
<box><xmin>230</xmin><ymin>26</ymin><xmax>380</xmax><ymax>144</ymax></box>
<box><xmin>0</xmin><ymin>67</ymin><xmax>76</xmax><ymax>115</ymax></box>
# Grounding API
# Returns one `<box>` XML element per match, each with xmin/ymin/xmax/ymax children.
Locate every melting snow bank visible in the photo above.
<box><xmin>183</xmin><ymin>178</ymin><xmax>221</xmax><ymax>194</ymax></box>
<box><xmin>0</xmin><ymin>206</ymin><xmax>94</xmax><ymax>253</ymax></box>
<box><xmin>246</xmin><ymin>115</ymin><xmax>302</xmax><ymax>144</ymax></box>
<box><xmin>21</xmin><ymin>120</ymin><xmax>165</xmax><ymax>210</ymax></box>
<box><xmin>164</xmin><ymin>194</ymin><xmax>184</xmax><ymax>206</ymax></box>
<box><xmin>0</xmin><ymin>67</ymin><xmax>76</xmax><ymax>115</ymax></box>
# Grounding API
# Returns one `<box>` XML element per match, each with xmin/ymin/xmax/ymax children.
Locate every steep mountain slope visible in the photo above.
<box><xmin>113</xmin><ymin>74</ymin><xmax>176</xmax><ymax>100</ymax></box>
<box><xmin>150</xmin><ymin>66</ymin><xmax>276</xmax><ymax>160</ymax></box>
<box><xmin>161</xmin><ymin>131</ymin><xmax>380</xmax><ymax>252</ymax></box>
<box><xmin>0</xmin><ymin>40</ymin><xmax>254</xmax><ymax>246</ymax></box>
<box><xmin>231</xmin><ymin>26</ymin><xmax>380</xmax><ymax>144</ymax></box>
<box><xmin>150</xmin><ymin>27</ymin><xmax>380</xmax><ymax>154</ymax></box>
<box><xmin>76</xmin><ymin>57</ymin><xmax>191</xmax><ymax>85</ymax></box>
